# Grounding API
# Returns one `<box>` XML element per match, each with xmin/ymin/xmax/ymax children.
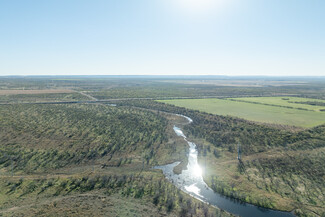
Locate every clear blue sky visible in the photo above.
<box><xmin>0</xmin><ymin>0</ymin><xmax>324</xmax><ymax>76</ymax></box>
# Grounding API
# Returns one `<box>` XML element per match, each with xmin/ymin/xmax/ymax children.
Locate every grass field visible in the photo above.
<box><xmin>159</xmin><ymin>98</ymin><xmax>325</xmax><ymax>128</ymax></box>
<box><xmin>230</xmin><ymin>97</ymin><xmax>325</xmax><ymax>112</ymax></box>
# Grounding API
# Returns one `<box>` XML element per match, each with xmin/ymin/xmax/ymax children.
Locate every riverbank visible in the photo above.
<box><xmin>156</xmin><ymin>116</ymin><xmax>295</xmax><ymax>217</ymax></box>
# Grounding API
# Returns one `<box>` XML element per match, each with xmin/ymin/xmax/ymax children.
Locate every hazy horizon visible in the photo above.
<box><xmin>1</xmin><ymin>0</ymin><xmax>324</xmax><ymax>76</ymax></box>
<box><xmin>2</xmin><ymin>75</ymin><xmax>325</xmax><ymax>80</ymax></box>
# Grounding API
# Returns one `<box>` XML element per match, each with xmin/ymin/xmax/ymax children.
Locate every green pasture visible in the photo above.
<box><xmin>159</xmin><ymin>98</ymin><xmax>325</xmax><ymax>128</ymax></box>
<box><xmin>230</xmin><ymin>97</ymin><xmax>325</xmax><ymax>112</ymax></box>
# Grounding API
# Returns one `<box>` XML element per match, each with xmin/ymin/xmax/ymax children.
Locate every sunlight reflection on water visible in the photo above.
<box><xmin>185</xmin><ymin>184</ymin><xmax>202</xmax><ymax>196</ymax></box>
<box><xmin>154</xmin><ymin>116</ymin><xmax>295</xmax><ymax>217</ymax></box>
<box><xmin>191</xmin><ymin>164</ymin><xmax>202</xmax><ymax>177</ymax></box>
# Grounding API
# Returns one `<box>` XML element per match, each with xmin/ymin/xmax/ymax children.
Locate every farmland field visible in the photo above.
<box><xmin>229</xmin><ymin>97</ymin><xmax>325</xmax><ymax>112</ymax></box>
<box><xmin>159</xmin><ymin>98</ymin><xmax>325</xmax><ymax>128</ymax></box>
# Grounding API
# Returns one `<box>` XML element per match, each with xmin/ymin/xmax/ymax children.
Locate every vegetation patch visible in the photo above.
<box><xmin>119</xmin><ymin>100</ymin><xmax>325</xmax><ymax>217</ymax></box>
<box><xmin>159</xmin><ymin>98</ymin><xmax>325</xmax><ymax>128</ymax></box>
<box><xmin>0</xmin><ymin>174</ymin><xmax>232</xmax><ymax>217</ymax></box>
<box><xmin>229</xmin><ymin>97</ymin><xmax>325</xmax><ymax>112</ymax></box>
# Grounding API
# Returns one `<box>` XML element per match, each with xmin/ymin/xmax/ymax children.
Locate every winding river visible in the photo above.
<box><xmin>154</xmin><ymin>115</ymin><xmax>295</xmax><ymax>217</ymax></box>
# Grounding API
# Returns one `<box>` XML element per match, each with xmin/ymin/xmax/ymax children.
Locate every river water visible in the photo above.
<box><xmin>154</xmin><ymin>116</ymin><xmax>295</xmax><ymax>217</ymax></box>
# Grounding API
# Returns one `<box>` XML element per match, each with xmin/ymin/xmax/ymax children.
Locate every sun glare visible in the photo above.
<box><xmin>185</xmin><ymin>184</ymin><xmax>202</xmax><ymax>196</ymax></box>
<box><xmin>191</xmin><ymin>164</ymin><xmax>202</xmax><ymax>177</ymax></box>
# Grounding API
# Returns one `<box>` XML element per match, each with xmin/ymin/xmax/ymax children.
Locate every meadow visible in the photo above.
<box><xmin>230</xmin><ymin>97</ymin><xmax>325</xmax><ymax>112</ymax></box>
<box><xmin>160</xmin><ymin>98</ymin><xmax>325</xmax><ymax>128</ymax></box>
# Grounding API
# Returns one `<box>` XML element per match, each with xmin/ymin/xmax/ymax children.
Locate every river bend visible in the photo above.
<box><xmin>154</xmin><ymin>115</ymin><xmax>295</xmax><ymax>217</ymax></box>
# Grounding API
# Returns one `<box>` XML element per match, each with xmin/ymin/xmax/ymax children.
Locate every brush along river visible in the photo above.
<box><xmin>154</xmin><ymin>115</ymin><xmax>295</xmax><ymax>217</ymax></box>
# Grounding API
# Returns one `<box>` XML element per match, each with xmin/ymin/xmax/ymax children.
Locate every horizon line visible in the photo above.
<box><xmin>1</xmin><ymin>75</ymin><xmax>325</xmax><ymax>78</ymax></box>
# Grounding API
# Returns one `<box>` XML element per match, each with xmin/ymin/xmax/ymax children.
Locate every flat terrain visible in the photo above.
<box><xmin>0</xmin><ymin>91</ymin><xmax>89</xmax><ymax>103</ymax></box>
<box><xmin>1</xmin><ymin>77</ymin><xmax>325</xmax><ymax>217</ymax></box>
<box><xmin>160</xmin><ymin>98</ymin><xmax>325</xmax><ymax>128</ymax></box>
<box><xmin>230</xmin><ymin>97</ymin><xmax>325</xmax><ymax>112</ymax></box>
<box><xmin>0</xmin><ymin>89</ymin><xmax>74</xmax><ymax>95</ymax></box>
<box><xmin>122</xmin><ymin>99</ymin><xmax>325</xmax><ymax>216</ymax></box>
<box><xmin>0</xmin><ymin>102</ymin><xmax>226</xmax><ymax>217</ymax></box>
<box><xmin>159</xmin><ymin>79</ymin><xmax>307</xmax><ymax>87</ymax></box>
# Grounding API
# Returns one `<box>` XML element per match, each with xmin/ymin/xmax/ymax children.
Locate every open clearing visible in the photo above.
<box><xmin>0</xmin><ymin>89</ymin><xmax>74</xmax><ymax>95</ymax></box>
<box><xmin>159</xmin><ymin>98</ymin><xmax>325</xmax><ymax>128</ymax></box>
<box><xmin>230</xmin><ymin>97</ymin><xmax>325</xmax><ymax>112</ymax></box>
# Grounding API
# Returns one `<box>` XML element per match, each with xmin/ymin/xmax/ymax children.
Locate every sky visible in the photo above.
<box><xmin>0</xmin><ymin>0</ymin><xmax>324</xmax><ymax>76</ymax></box>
